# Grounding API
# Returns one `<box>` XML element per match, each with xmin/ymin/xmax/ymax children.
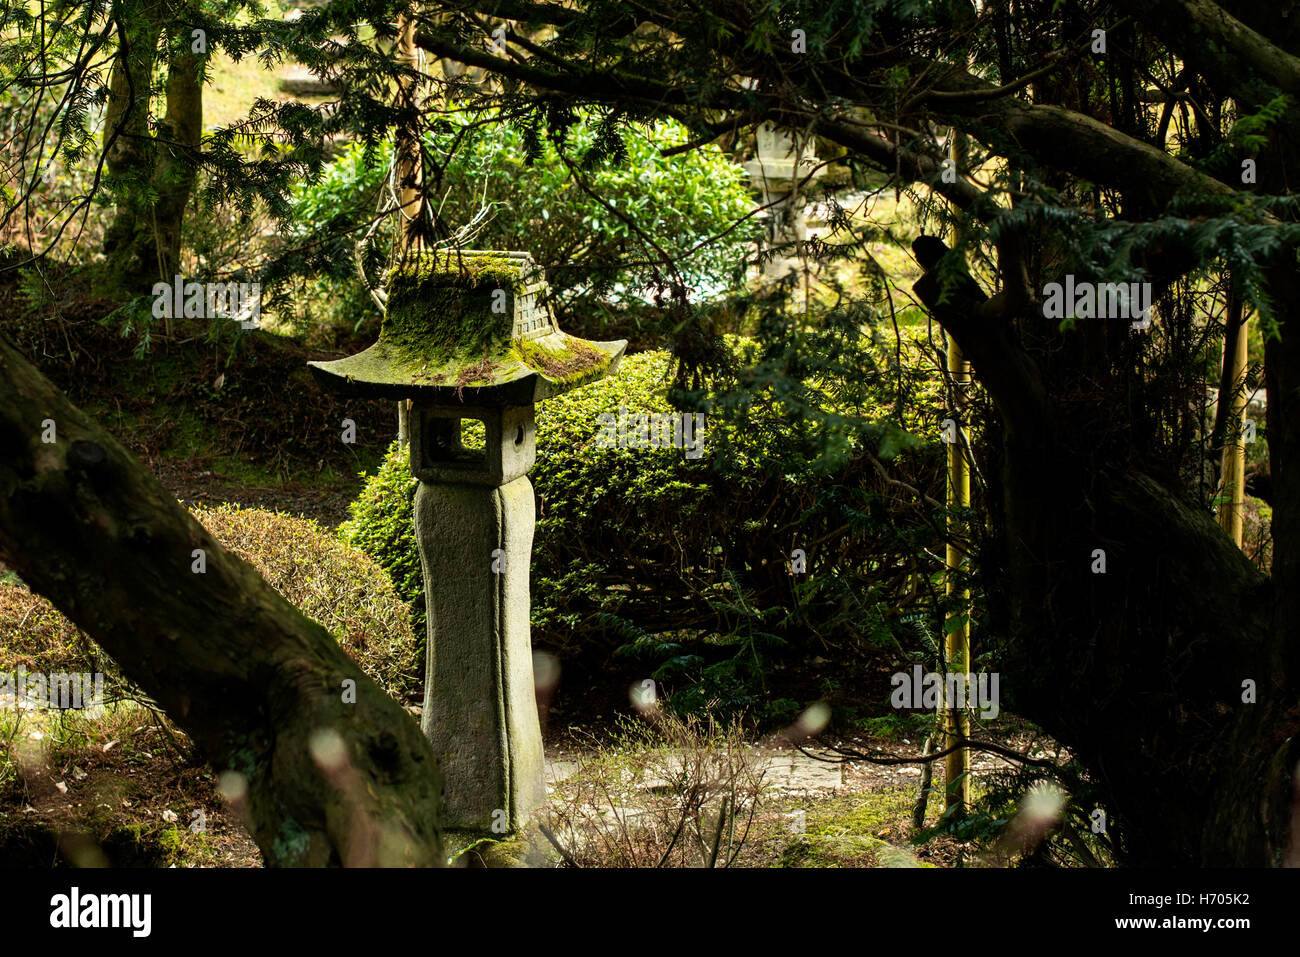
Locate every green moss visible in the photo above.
<box><xmin>223</xmin><ymin>745</ymin><xmax>260</xmax><ymax>781</ymax></box>
<box><xmin>381</xmin><ymin>282</ymin><xmax>514</xmax><ymax>368</ymax></box>
<box><xmin>271</xmin><ymin>818</ymin><xmax>312</xmax><ymax>864</ymax></box>
<box><xmin>511</xmin><ymin>336</ymin><xmax>610</xmax><ymax>384</ymax></box>
<box><xmin>777</xmin><ymin>790</ymin><xmax>936</xmax><ymax>868</ymax></box>
<box><xmin>380</xmin><ymin>251</ymin><xmax>533</xmax><ymax>368</ymax></box>
<box><xmin>442</xmin><ymin>829</ymin><xmax>532</xmax><ymax>867</ymax></box>
<box><xmin>319</xmin><ymin>249</ymin><xmax>626</xmax><ymax>395</ymax></box>
<box><xmin>395</xmin><ymin>249</ymin><xmax>533</xmax><ymax>285</ymax></box>
<box><xmin>452</xmin><ymin>353</ymin><xmax>503</xmax><ymax>391</ymax></box>
<box><xmin>807</xmin><ymin>791</ymin><xmax>917</xmax><ymax>837</ymax></box>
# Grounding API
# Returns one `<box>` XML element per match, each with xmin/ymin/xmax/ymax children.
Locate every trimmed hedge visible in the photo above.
<box><xmin>0</xmin><ymin>505</ymin><xmax>421</xmax><ymax>705</ymax></box>
<box><xmin>341</xmin><ymin>340</ymin><xmax>947</xmax><ymax>715</ymax></box>
<box><xmin>193</xmin><ymin>504</ymin><xmax>421</xmax><ymax>702</ymax></box>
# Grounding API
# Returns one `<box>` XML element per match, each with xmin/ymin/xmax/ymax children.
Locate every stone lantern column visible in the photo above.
<box><xmin>308</xmin><ymin>249</ymin><xmax>626</xmax><ymax>836</ymax></box>
<box><xmin>409</xmin><ymin>402</ymin><xmax>543</xmax><ymax>830</ymax></box>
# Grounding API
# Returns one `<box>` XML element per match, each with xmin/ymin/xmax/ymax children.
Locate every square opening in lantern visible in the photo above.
<box><xmin>410</xmin><ymin>404</ymin><xmax>536</xmax><ymax>486</ymax></box>
<box><xmin>424</xmin><ymin>416</ymin><xmax>487</xmax><ymax>468</ymax></box>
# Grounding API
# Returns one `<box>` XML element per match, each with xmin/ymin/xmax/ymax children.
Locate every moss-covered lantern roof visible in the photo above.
<box><xmin>307</xmin><ymin>249</ymin><xmax>627</xmax><ymax>405</ymax></box>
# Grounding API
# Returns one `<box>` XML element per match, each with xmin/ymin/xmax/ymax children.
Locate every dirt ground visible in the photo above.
<box><xmin>1</xmin><ymin>699</ymin><xmax>1054</xmax><ymax>868</ymax></box>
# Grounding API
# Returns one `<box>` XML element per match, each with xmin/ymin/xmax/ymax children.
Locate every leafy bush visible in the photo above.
<box><xmin>282</xmin><ymin>109</ymin><xmax>758</xmax><ymax>339</ymax></box>
<box><xmin>338</xmin><ymin>453</ymin><xmax>424</xmax><ymax>642</ymax></box>
<box><xmin>341</xmin><ymin>334</ymin><xmax>949</xmax><ymax>719</ymax></box>
<box><xmin>0</xmin><ymin>583</ymin><xmax>101</xmax><ymax>675</ymax></box>
<box><xmin>191</xmin><ymin>504</ymin><xmax>421</xmax><ymax>702</ymax></box>
<box><xmin>0</xmin><ymin>504</ymin><xmax>421</xmax><ymax>705</ymax></box>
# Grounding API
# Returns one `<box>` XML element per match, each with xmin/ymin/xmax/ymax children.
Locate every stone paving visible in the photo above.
<box><xmin>545</xmin><ymin>747</ymin><xmax>844</xmax><ymax>794</ymax></box>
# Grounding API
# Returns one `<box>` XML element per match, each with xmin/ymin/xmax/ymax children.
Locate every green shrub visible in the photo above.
<box><xmin>283</xmin><ymin>108</ymin><xmax>758</xmax><ymax>340</ymax></box>
<box><xmin>341</xmin><ymin>338</ymin><xmax>948</xmax><ymax>719</ymax></box>
<box><xmin>191</xmin><ymin>504</ymin><xmax>421</xmax><ymax>702</ymax></box>
<box><xmin>0</xmin><ymin>581</ymin><xmax>125</xmax><ymax>699</ymax></box>
<box><xmin>0</xmin><ymin>504</ymin><xmax>421</xmax><ymax>705</ymax></box>
<box><xmin>338</xmin><ymin>453</ymin><xmax>424</xmax><ymax>641</ymax></box>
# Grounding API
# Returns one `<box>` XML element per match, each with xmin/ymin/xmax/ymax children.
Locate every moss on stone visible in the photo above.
<box><xmin>376</xmin><ymin>251</ymin><xmax>536</xmax><ymax>369</ymax></box>
<box><xmin>452</xmin><ymin>353</ymin><xmax>503</xmax><ymax>398</ymax></box>
<box><xmin>391</xmin><ymin>249</ymin><xmax>534</xmax><ymax>287</ymax></box>
<box><xmin>512</xmin><ymin>336</ymin><xmax>611</xmax><ymax>385</ymax></box>
<box><xmin>442</xmin><ymin>828</ymin><xmax>534</xmax><ymax>867</ymax></box>
<box><xmin>311</xmin><ymin>248</ymin><xmax>624</xmax><ymax>398</ymax></box>
<box><xmin>382</xmin><ymin>283</ymin><xmax>512</xmax><ymax>369</ymax></box>
<box><xmin>270</xmin><ymin>817</ymin><xmax>312</xmax><ymax>864</ymax></box>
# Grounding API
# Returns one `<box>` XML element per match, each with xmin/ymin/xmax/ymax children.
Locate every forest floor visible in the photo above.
<box><xmin>1</xmin><ymin>699</ymin><xmax>1053</xmax><ymax>868</ymax></box>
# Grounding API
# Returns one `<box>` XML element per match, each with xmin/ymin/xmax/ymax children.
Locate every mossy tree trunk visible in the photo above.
<box><xmin>0</xmin><ymin>334</ymin><xmax>443</xmax><ymax>866</ymax></box>
<box><xmin>100</xmin><ymin>2</ymin><xmax>203</xmax><ymax>294</ymax></box>
<box><xmin>100</xmin><ymin>0</ymin><xmax>161</xmax><ymax>287</ymax></box>
<box><xmin>150</xmin><ymin>20</ymin><xmax>204</xmax><ymax>286</ymax></box>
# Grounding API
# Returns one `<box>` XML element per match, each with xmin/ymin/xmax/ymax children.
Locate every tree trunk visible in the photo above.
<box><xmin>916</xmin><ymin>248</ymin><xmax>1299</xmax><ymax>865</ymax></box>
<box><xmin>101</xmin><ymin>11</ymin><xmax>203</xmax><ymax>292</ymax></box>
<box><xmin>1003</xmin><ymin>449</ymin><xmax>1289</xmax><ymax>865</ymax></box>
<box><xmin>1215</xmin><ymin>290</ymin><xmax>1248</xmax><ymax>545</ymax></box>
<box><xmin>150</xmin><ymin>27</ymin><xmax>204</xmax><ymax>285</ymax></box>
<box><xmin>100</xmin><ymin>2</ymin><xmax>161</xmax><ymax>287</ymax></box>
<box><xmin>0</xmin><ymin>334</ymin><xmax>443</xmax><ymax>866</ymax></box>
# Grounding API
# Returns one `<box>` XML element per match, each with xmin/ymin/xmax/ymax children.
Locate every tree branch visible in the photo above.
<box><xmin>1133</xmin><ymin>0</ymin><xmax>1300</xmax><ymax>102</ymax></box>
<box><xmin>923</xmin><ymin>67</ymin><xmax>1243</xmax><ymax>210</ymax></box>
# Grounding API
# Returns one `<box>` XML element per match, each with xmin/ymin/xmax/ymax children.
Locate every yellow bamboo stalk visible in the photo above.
<box><xmin>945</xmin><ymin>332</ymin><xmax>971</xmax><ymax>814</ymax></box>
<box><xmin>943</xmin><ymin>126</ymin><xmax>973</xmax><ymax>815</ymax></box>
<box><xmin>1217</xmin><ymin>311</ymin><xmax>1249</xmax><ymax>547</ymax></box>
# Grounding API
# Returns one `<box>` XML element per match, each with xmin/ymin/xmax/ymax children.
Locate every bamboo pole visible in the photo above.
<box><xmin>944</xmin><ymin>332</ymin><xmax>971</xmax><ymax>814</ymax></box>
<box><xmin>1216</xmin><ymin>305</ymin><xmax>1249</xmax><ymax>547</ymax></box>
<box><xmin>943</xmin><ymin>129</ymin><xmax>972</xmax><ymax>815</ymax></box>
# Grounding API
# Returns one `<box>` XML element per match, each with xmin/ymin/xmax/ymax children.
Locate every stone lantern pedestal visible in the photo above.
<box><xmin>308</xmin><ymin>250</ymin><xmax>626</xmax><ymax>834</ymax></box>
<box><xmin>409</xmin><ymin>403</ymin><xmax>542</xmax><ymax>830</ymax></box>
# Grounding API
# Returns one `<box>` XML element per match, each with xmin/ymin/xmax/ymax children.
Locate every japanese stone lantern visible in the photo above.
<box><xmin>742</xmin><ymin>123</ymin><xmax>823</xmax><ymax>278</ymax></box>
<box><xmin>308</xmin><ymin>249</ymin><xmax>626</xmax><ymax>833</ymax></box>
